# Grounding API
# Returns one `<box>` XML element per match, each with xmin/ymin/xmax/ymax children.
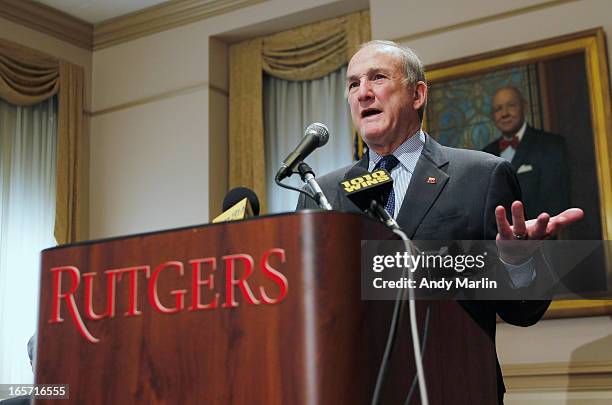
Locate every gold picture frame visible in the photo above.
<box><xmin>424</xmin><ymin>28</ymin><xmax>612</xmax><ymax>319</ymax></box>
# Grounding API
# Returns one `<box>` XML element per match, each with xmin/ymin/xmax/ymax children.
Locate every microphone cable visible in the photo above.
<box><xmin>275</xmin><ymin>176</ymin><xmax>320</xmax><ymax>207</ymax></box>
<box><xmin>370</xmin><ymin>227</ymin><xmax>430</xmax><ymax>405</ymax></box>
<box><xmin>403</xmin><ymin>304</ymin><xmax>431</xmax><ymax>405</ymax></box>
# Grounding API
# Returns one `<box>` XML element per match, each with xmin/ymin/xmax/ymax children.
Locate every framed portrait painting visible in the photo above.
<box><xmin>424</xmin><ymin>28</ymin><xmax>612</xmax><ymax>318</ymax></box>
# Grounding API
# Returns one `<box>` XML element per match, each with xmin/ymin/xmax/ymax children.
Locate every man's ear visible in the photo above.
<box><xmin>413</xmin><ymin>81</ymin><xmax>428</xmax><ymax>110</ymax></box>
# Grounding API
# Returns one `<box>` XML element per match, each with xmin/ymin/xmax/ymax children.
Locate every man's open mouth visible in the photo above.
<box><xmin>361</xmin><ymin>109</ymin><xmax>382</xmax><ymax>118</ymax></box>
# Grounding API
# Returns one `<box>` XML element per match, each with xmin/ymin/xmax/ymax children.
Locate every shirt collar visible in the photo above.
<box><xmin>512</xmin><ymin>121</ymin><xmax>527</xmax><ymax>141</ymax></box>
<box><xmin>368</xmin><ymin>129</ymin><xmax>426</xmax><ymax>173</ymax></box>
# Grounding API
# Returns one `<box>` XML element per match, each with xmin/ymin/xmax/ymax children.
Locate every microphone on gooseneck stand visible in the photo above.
<box><xmin>275</xmin><ymin>123</ymin><xmax>329</xmax><ymax>182</ymax></box>
<box><xmin>275</xmin><ymin>123</ymin><xmax>333</xmax><ymax>210</ymax></box>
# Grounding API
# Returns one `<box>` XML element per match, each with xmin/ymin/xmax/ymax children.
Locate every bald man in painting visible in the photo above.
<box><xmin>483</xmin><ymin>86</ymin><xmax>571</xmax><ymax>219</ymax></box>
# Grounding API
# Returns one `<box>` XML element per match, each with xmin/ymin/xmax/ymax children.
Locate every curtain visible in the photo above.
<box><xmin>0</xmin><ymin>97</ymin><xmax>58</xmax><ymax>383</ymax></box>
<box><xmin>229</xmin><ymin>40</ymin><xmax>266</xmax><ymax>211</ymax></box>
<box><xmin>229</xmin><ymin>10</ymin><xmax>370</xmax><ymax>212</ymax></box>
<box><xmin>264</xmin><ymin>66</ymin><xmax>352</xmax><ymax>213</ymax></box>
<box><xmin>0</xmin><ymin>38</ymin><xmax>84</xmax><ymax>244</ymax></box>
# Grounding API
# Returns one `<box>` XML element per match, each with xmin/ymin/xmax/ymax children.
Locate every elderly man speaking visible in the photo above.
<box><xmin>297</xmin><ymin>40</ymin><xmax>583</xmax><ymax>404</ymax></box>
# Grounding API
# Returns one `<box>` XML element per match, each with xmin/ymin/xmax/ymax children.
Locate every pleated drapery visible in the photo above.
<box><xmin>229</xmin><ymin>10</ymin><xmax>370</xmax><ymax>211</ymax></box>
<box><xmin>264</xmin><ymin>66</ymin><xmax>353</xmax><ymax>213</ymax></box>
<box><xmin>0</xmin><ymin>97</ymin><xmax>58</xmax><ymax>383</ymax></box>
<box><xmin>0</xmin><ymin>39</ymin><xmax>84</xmax><ymax>244</ymax></box>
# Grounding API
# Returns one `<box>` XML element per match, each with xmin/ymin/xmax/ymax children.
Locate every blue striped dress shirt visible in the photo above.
<box><xmin>368</xmin><ymin>129</ymin><xmax>426</xmax><ymax>219</ymax></box>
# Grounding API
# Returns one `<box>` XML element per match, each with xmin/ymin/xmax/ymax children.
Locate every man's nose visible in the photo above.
<box><xmin>357</xmin><ymin>80</ymin><xmax>373</xmax><ymax>101</ymax></box>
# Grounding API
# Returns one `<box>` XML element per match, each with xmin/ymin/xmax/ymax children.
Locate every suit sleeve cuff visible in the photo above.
<box><xmin>500</xmin><ymin>256</ymin><xmax>537</xmax><ymax>288</ymax></box>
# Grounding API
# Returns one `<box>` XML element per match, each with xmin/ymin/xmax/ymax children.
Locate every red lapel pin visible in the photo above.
<box><xmin>427</xmin><ymin>177</ymin><xmax>436</xmax><ymax>184</ymax></box>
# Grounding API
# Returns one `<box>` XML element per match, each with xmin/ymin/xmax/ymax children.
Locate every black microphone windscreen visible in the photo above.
<box><xmin>340</xmin><ymin>167</ymin><xmax>393</xmax><ymax>212</ymax></box>
<box><xmin>222</xmin><ymin>187</ymin><xmax>260</xmax><ymax>216</ymax></box>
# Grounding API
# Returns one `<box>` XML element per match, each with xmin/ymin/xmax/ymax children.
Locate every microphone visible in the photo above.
<box><xmin>212</xmin><ymin>187</ymin><xmax>260</xmax><ymax>223</ymax></box>
<box><xmin>222</xmin><ymin>187</ymin><xmax>260</xmax><ymax>215</ymax></box>
<box><xmin>275</xmin><ymin>123</ymin><xmax>329</xmax><ymax>181</ymax></box>
<box><xmin>339</xmin><ymin>166</ymin><xmax>400</xmax><ymax>231</ymax></box>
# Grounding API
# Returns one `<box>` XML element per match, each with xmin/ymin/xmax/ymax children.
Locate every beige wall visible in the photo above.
<box><xmin>90</xmin><ymin>89</ymin><xmax>209</xmax><ymax>236</ymax></box>
<box><xmin>208</xmin><ymin>37</ymin><xmax>229</xmax><ymax>218</ymax></box>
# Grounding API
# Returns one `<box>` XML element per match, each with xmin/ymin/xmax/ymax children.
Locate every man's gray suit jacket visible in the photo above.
<box><xmin>296</xmin><ymin>135</ymin><xmax>551</xmax><ymax>402</ymax></box>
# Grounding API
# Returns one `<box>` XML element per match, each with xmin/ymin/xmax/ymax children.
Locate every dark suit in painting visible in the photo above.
<box><xmin>483</xmin><ymin>126</ymin><xmax>570</xmax><ymax>219</ymax></box>
<box><xmin>297</xmin><ymin>135</ymin><xmax>550</xmax><ymax>403</ymax></box>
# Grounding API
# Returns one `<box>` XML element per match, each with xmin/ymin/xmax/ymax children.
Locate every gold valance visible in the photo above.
<box><xmin>262</xmin><ymin>11</ymin><xmax>370</xmax><ymax>81</ymax></box>
<box><xmin>0</xmin><ymin>39</ymin><xmax>60</xmax><ymax>105</ymax></box>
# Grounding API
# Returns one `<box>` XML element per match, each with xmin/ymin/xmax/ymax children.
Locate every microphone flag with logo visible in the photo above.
<box><xmin>340</xmin><ymin>167</ymin><xmax>393</xmax><ymax>213</ymax></box>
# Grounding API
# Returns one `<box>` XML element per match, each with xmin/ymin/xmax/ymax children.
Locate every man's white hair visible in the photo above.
<box><xmin>358</xmin><ymin>40</ymin><xmax>426</xmax><ymax>86</ymax></box>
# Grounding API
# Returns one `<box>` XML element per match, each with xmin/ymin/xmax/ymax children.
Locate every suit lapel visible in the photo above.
<box><xmin>396</xmin><ymin>136</ymin><xmax>450</xmax><ymax>238</ymax></box>
<box><xmin>355</xmin><ymin>155</ymin><xmax>369</xmax><ymax>171</ymax></box>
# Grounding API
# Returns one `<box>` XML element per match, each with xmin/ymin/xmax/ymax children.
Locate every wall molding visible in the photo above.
<box><xmin>0</xmin><ymin>0</ymin><xmax>93</xmax><ymax>50</ymax></box>
<box><xmin>0</xmin><ymin>0</ymin><xmax>268</xmax><ymax>51</ymax></box>
<box><xmin>89</xmin><ymin>82</ymin><xmax>227</xmax><ymax>118</ymax></box>
<box><xmin>92</xmin><ymin>0</ymin><xmax>267</xmax><ymax>50</ymax></box>
<box><xmin>392</xmin><ymin>0</ymin><xmax>582</xmax><ymax>44</ymax></box>
<box><xmin>503</xmin><ymin>361</ymin><xmax>612</xmax><ymax>392</ymax></box>
<box><xmin>3</xmin><ymin>0</ymin><xmax>584</xmax><ymax>53</ymax></box>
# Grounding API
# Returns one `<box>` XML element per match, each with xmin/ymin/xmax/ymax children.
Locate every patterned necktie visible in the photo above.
<box><xmin>374</xmin><ymin>155</ymin><xmax>400</xmax><ymax>216</ymax></box>
<box><xmin>499</xmin><ymin>135</ymin><xmax>520</xmax><ymax>152</ymax></box>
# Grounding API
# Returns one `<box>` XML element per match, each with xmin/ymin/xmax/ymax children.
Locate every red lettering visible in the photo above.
<box><xmin>189</xmin><ymin>258</ymin><xmax>219</xmax><ymax>311</ymax></box>
<box><xmin>48</xmin><ymin>249</ymin><xmax>289</xmax><ymax>344</ymax></box>
<box><xmin>259</xmin><ymin>248</ymin><xmax>289</xmax><ymax>304</ymax></box>
<box><xmin>222</xmin><ymin>254</ymin><xmax>260</xmax><ymax>308</ymax></box>
<box><xmin>83</xmin><ymin>272</ymin><xmax>115</xmax><ymax>320</ymax></box>
<box><xmin>49</xmin><ymin>266</ymin><xmax>99</xmax><ymax>343</ymax></box>
<box><xmin>107</xmin><ymin>266</ymin><xmax>151</xmax><ymax>316</ymax></box>
<box><xmin>148</xmin><ymin>261</ymin><xmax>186</xmax><ymax>314</ymax></box>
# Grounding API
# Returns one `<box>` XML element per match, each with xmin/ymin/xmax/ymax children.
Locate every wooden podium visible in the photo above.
<box><xmin>34</xmin><ymin>211</ymin><xmax>497</xmax><ymax>404</ymax></box>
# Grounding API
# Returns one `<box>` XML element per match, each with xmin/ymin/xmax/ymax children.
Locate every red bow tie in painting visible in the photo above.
<box><xmin>499</xmin><ymin>136</ymin><xmax>520</xmax><ymax>152</ymax></box>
